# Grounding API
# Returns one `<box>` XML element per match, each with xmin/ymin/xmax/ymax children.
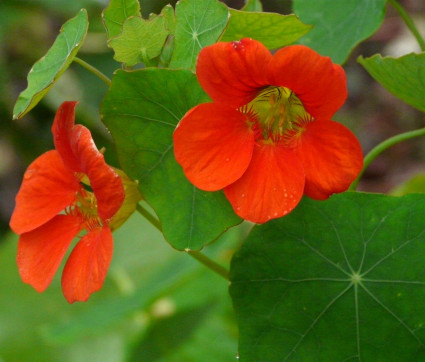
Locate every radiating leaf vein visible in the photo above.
<box><xmin>361</xmin><ymin>283</ymin><xmax>425</xmax><ymax>349</ymax></box>
<box><xmin>362</xmin><ymin>229</ymin><xmax>425</xmax><ymax>276</ymax></box>
<box><xmin>283</xmin><ymin>283</ymin><xmax>353</xmax><ymax>361</ymax></box>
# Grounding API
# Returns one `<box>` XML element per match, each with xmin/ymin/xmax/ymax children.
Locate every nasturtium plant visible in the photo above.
<box><xmin>169</xmin><ymin>0</ymin><xmax>229</xmax><ymax>70</ymax></box>
<box><xmin>358</xmin><ymin>53</ymin><xmax>425</xmax><ymax>113</ymax></box>
<box><xmin>102</xmin><ymin>0</ymin><xmax>141</xmax><ymax>39</ymax></box>
<box><xmin>220</xmin><ymin>10</ymin><xmax>312</xmax><ymax>49</ymax></box>
<box><xmin>293</xmin><ymin>0</ymin><xmax>387</xmax><ymax>63</ymax></box>
<box><xmin>108</xmin><ymin>15</ymin><xmax>169</xmax><ymax>66</ymax></box>
<box><xmin>230</xmin><ymin>193</ymin><xmax>425</xmax><ymax>360</ymax></box>
<box><xmin>13</xmin><ymin>9</ymin><xmax>88</xmax><ymax>119</ymax></box>
<box><xmin>6</xmin><ymin>0</ymin><xmax>425</xmax><ymax>360</ymax></box>
<box><xmin>101</xmin><ymin>68</ymin><xmax>242</xmax><ymax>250</ymax></box>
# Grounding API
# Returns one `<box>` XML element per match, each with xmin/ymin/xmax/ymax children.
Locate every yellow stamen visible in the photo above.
<box><xmin>244</xmin><ymin>86</ymin><xmax>312</xmax><ymax>143</ymax></box>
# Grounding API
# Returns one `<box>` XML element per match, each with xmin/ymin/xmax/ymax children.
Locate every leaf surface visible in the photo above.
<box><xmin>220</xmin><ymin>10</ymin><xmax>311</xmax><ymax>49</ymax></box>
<box><xmin>293</xmin><ymin>0</ymin><xmax>387</xmax><ymax>64</ymax></box>
<box><xmin>101</xmin><ymin>68</ymin><xmax>241</xmax><ymax>250</ymax></box>
<box><xmin>230</xmin><ymin>193</ymin><xmax>425</xmax><ymax>360</ymax></box>
<box><xmin>108</xmin><ymin>16</ymin><xmax>169</xmax><ymax>66</ymax></box>
<box><xmin>169</xmin><ymin>0</ymin><xmax>229</xmax><ymax>70</ymax></box>
<box><xmin>358</xmin><ymin>52</ymin><xmax>425</xmax><ymax>112</ymax></box>
<box><xmin>241</xmin><ymin>0</ymin><xmax>263</xmax><ymax>12</ymax></box>
<box><xmin>13</xmin><ymin>9</ymin><xmax>88</xmax><ymax>119</ymax></box>
<box><xmin>102</xmin><ymin>0</ymin><xmax>141</xmax><ymax>39</ymax></box>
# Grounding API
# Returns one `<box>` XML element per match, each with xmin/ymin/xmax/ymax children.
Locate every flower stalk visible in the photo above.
<box><xmin>349</xmin><ymin>126</ymin><xmax>425</xmax><ymax>191</ymax></box>
<box><xmin>388</xmin><ymin>0</ymin><xmax>425</xmax><ymax>52</ymax></box>
<box><xmin>135</xmin><ymin>204</ymin><xmax>230</xmax><ymax>281</ymax></box>
<box><xmin>73</xmin><ymin>57</ymin><xmax>112</xmax><ymax>86</ymax></box>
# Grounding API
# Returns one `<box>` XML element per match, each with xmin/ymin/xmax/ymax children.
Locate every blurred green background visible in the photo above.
<box><xmin>1</xmin><ymin>0</ymin><xmax>425</xmax><ymax>360</ymax></box>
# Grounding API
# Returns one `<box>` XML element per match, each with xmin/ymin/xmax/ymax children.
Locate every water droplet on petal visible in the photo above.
<box><xmin>284</xmin><ymin>193</ymin><xmax>288</xmax><ymax>197</ymax></box>
<box><xmin>241</xmin><ymin>193</ymin><xmax>246</xmax><ymax>198</ymax></box>
<box><xmin>273</xmin><ymin>187</ymin><xmax>277</xmax><ymax>191</ymax></box>
<box><xmin>24</xmin><ymin>170</ymin><xmax>35</xmax><ymax>180</ymax></box>
<box><xmin>225</xmin><ymin>157</ymin><xmax>230</xmax><ymax>162</ymax></box>
<box><xmin>273</xmin><ymin>212</ymin><xmax>278</xmax><ymax>217</ymax></box>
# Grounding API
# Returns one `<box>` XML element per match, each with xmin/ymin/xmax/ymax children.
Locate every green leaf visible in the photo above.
<box><xmin>160</xmin><ymin>4</ymin><xmax>176</xmax><ymax>35</ymax></box>
<box><xmin>220</xmin><ymin>10</ymin><xmax>312</xmax><ymax>49</ymax></box>
<box><xmin>241</xmin><ymin>0</ymin><xmax>263</xmax><ymax>12</ymax></box>
<box><xmin>358</xmin><ymin>53</ymin><xmax>425</xmax><ymax>112</ymax></box>
<box><xmin>169</xmin><ymin>0</ymin><xmax>229</xmax><ymax>70</ymax></box>
<box><xmin>108</xmin><ymin>16</ymin><xmax>169</xmax><ymax>66</ymax></box>
<box><xmin>293</xmin><ymin>0</ymin><xmax>387</xmax><ymax>64</ymax></box>
<box><xmin>230</xmin><ymin>193</ymin><xmax>425</xmax><ymax>360</ymax></box>
<box><xmin>101</xmin><ymin>68</ymin><xmax>241</xmax><ymax>250</ymax></box>
<box><xmin>12</xmin><ymin>9</ymin><xmax>88</xmax><ymax>120</ymax></box>
<box><xmin>102</xmin><ymin>0</ymin><xmax>141</xmax><ymax>39</ymax></box>
<box><xmin>390</xmin><ymin>173</ymin><xmax>425</xmax><ymax>196</ymax></box>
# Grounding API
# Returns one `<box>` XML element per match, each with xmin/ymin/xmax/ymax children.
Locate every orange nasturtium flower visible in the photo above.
<box><xmin>9</xmin><ymin>101</ymin><xmax>126</xmax><ymax>303</ymax></box>
<box><xmin>174</xmin><ymin>38</ymin><xmax>363</xmax><ymax>223</ymax></box>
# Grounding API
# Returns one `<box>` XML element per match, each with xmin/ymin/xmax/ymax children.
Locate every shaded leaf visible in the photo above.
<box><xmin>230</xmin><ymin>193</ymin><xmax>425</xmax><ymax>360</ymax></box>
<box><xmin>220</xmin><ymin>10</ymin><xmax>311</xmax><ymax>49</ymax></box>
<box><xmin>101</xmin><ymin>68</ymin><xmax>241</xmax><ymax>250</ymax></box>
<box><xmin>241</xmin><ymin>0</ymin><xmax>263</xmax><ymax>12</ymax></box>
<box><xmin>13</xmin><ymin>9</ymin><xmax>88</xmax><ymax>119</ymax></box>
<box><xmin>169</xmin><ymin>0</ymin><xmax>229</xmax><ymax>70</ymax></box>
<box><xmin>102</xmin><ymin>0</ymin><xmax>141</xmax><ymax>39</ymax></box>
<box><xmin>108</xmin><ymin>16</ymin><xmax>169</xmax><ymax>66</ymax></box>
<box><xmin>293</xmin><ymin>0</ymin><xmax>386</xmax><ymax>64</ymax></box>
<box><xmin>358</xmin><ymin>52</ymin><xmax>425</xmax><ymax>112</ymax></box>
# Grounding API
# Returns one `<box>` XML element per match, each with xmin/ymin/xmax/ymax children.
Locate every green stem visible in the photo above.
<box><xmin>73</xmin><ymin>57</ymin><xmax>111</xmax><ymax>86</ymax></box>
<box><xmin>135</xmin><ymin>204</ymin><xmax>230</xmax><ymax>281</ymax></box>
<box><xmin>388</xmin><ymin>0</ymin><xmax>425</xmax><ymax>52</ymax></box>
<box><xmin>136</xmin><ymin>204</ymin><xmax>162</xmax><ymax>231</ymax></box>
<box><xmin>186</xmin><ymin>250</ymin><xmax>230</xmax><ymax>280</ymax></box>
<box><xmin>349</xmin><ymin>127</ymin><xmax>425</xmax><ymax>190</ymax></box>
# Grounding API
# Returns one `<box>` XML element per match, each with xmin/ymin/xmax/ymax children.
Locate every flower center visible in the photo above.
<box><xmin>242</xmin><ymin>86</ymin><xmax>312</xmax><ymax>144</ymax></box>
<box><xmin>67</xmin><ymin>186</ymin><xmax>103</xmax><ymax>231</ymax></box>
<box><xmin>77</xmin><ymin>189</ymin><xmax>103</xmax><ymax>230</ymax></box>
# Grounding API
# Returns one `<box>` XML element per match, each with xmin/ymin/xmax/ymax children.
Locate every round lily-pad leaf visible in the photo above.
<box><xmin>230</xmin><ymin>192</ymin><xmax>425</xmax><ymax>360</ymax></box>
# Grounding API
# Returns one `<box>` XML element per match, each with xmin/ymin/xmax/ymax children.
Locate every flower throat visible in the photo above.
<box><xmin>243</xmin><ymin>86</ymin><xmax>311</xmax><ymax>143</ymax></box>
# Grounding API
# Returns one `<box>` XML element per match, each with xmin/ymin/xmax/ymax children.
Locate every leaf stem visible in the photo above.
<box><xmin>136</xmin><ymin>204</ymin><xmax>162</xmax><ymax>230</ymax></box>
<box><xmin>388</xmin><ymin>0</ymin><xmax>425</xmax><ymax>52</ymax></box>
<box><xmin>185</xmin><ymin>250</ymin><xmax>230</xmax><ymax>280</ymax></box>
<box><xmin>135</xmin><ymin>203</ymin><xmax>230</xmax><ymax>281</ymax></box>
<box><xmin>73</xmin><ymin>57</ymin><xmax>112</xmax><ymax>86</ymax></box>
<box><xmin>349</xmin><ymin>126</ymin><xmax>425</xmax><ymax>190</ymax></box>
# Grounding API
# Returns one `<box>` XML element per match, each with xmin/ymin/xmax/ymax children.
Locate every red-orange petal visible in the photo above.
<box><xmin>294</xmin><ymin>120</ymin><xmax>363</xmax><ymax>200</ymax></box>
<box><xmin>61</xmin><ymin>226</ymin><xmax>113</xmax><ymax>303</ymax></box>
<box><xmin>9</xmin><ymin>150</ymin><xmax>79</xmax><ymax>234</ymax></box>
<box><xmin>196</xmin><ymin>38</ymin><xmax>272</xmax><ymax>108</ymax></box>
<box><xmin>52</xmin><ymin>101</ymin><xmax>124</xmax><ymax>220</ymax></box>
<box><xmin>69</xmin><ymin>125</ymin><xmax>125</xmax><ymax>221</ymax></box>
<box><xmin>51</xmin><ymin>101</ymin><xmax>80</xmax><ymax>172</ymax></box>
<box><xmin>267</xmin><ymin>45</ymin><xmax>347</xmax><ymax>120</ymax></box>
<box><xmin>17</xmin><ymin>214</ymin><xmax>82</xmax><ymax>293</ymax></box>
<box><xmin>173</xmin><ymin>103</ymin><xmax>255</xmax><ymax>191</ymax></box>
<box><xmin>224</xmin><ymin>142</ymin><xmax>305</xmax><ymax>223</ymax></box>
